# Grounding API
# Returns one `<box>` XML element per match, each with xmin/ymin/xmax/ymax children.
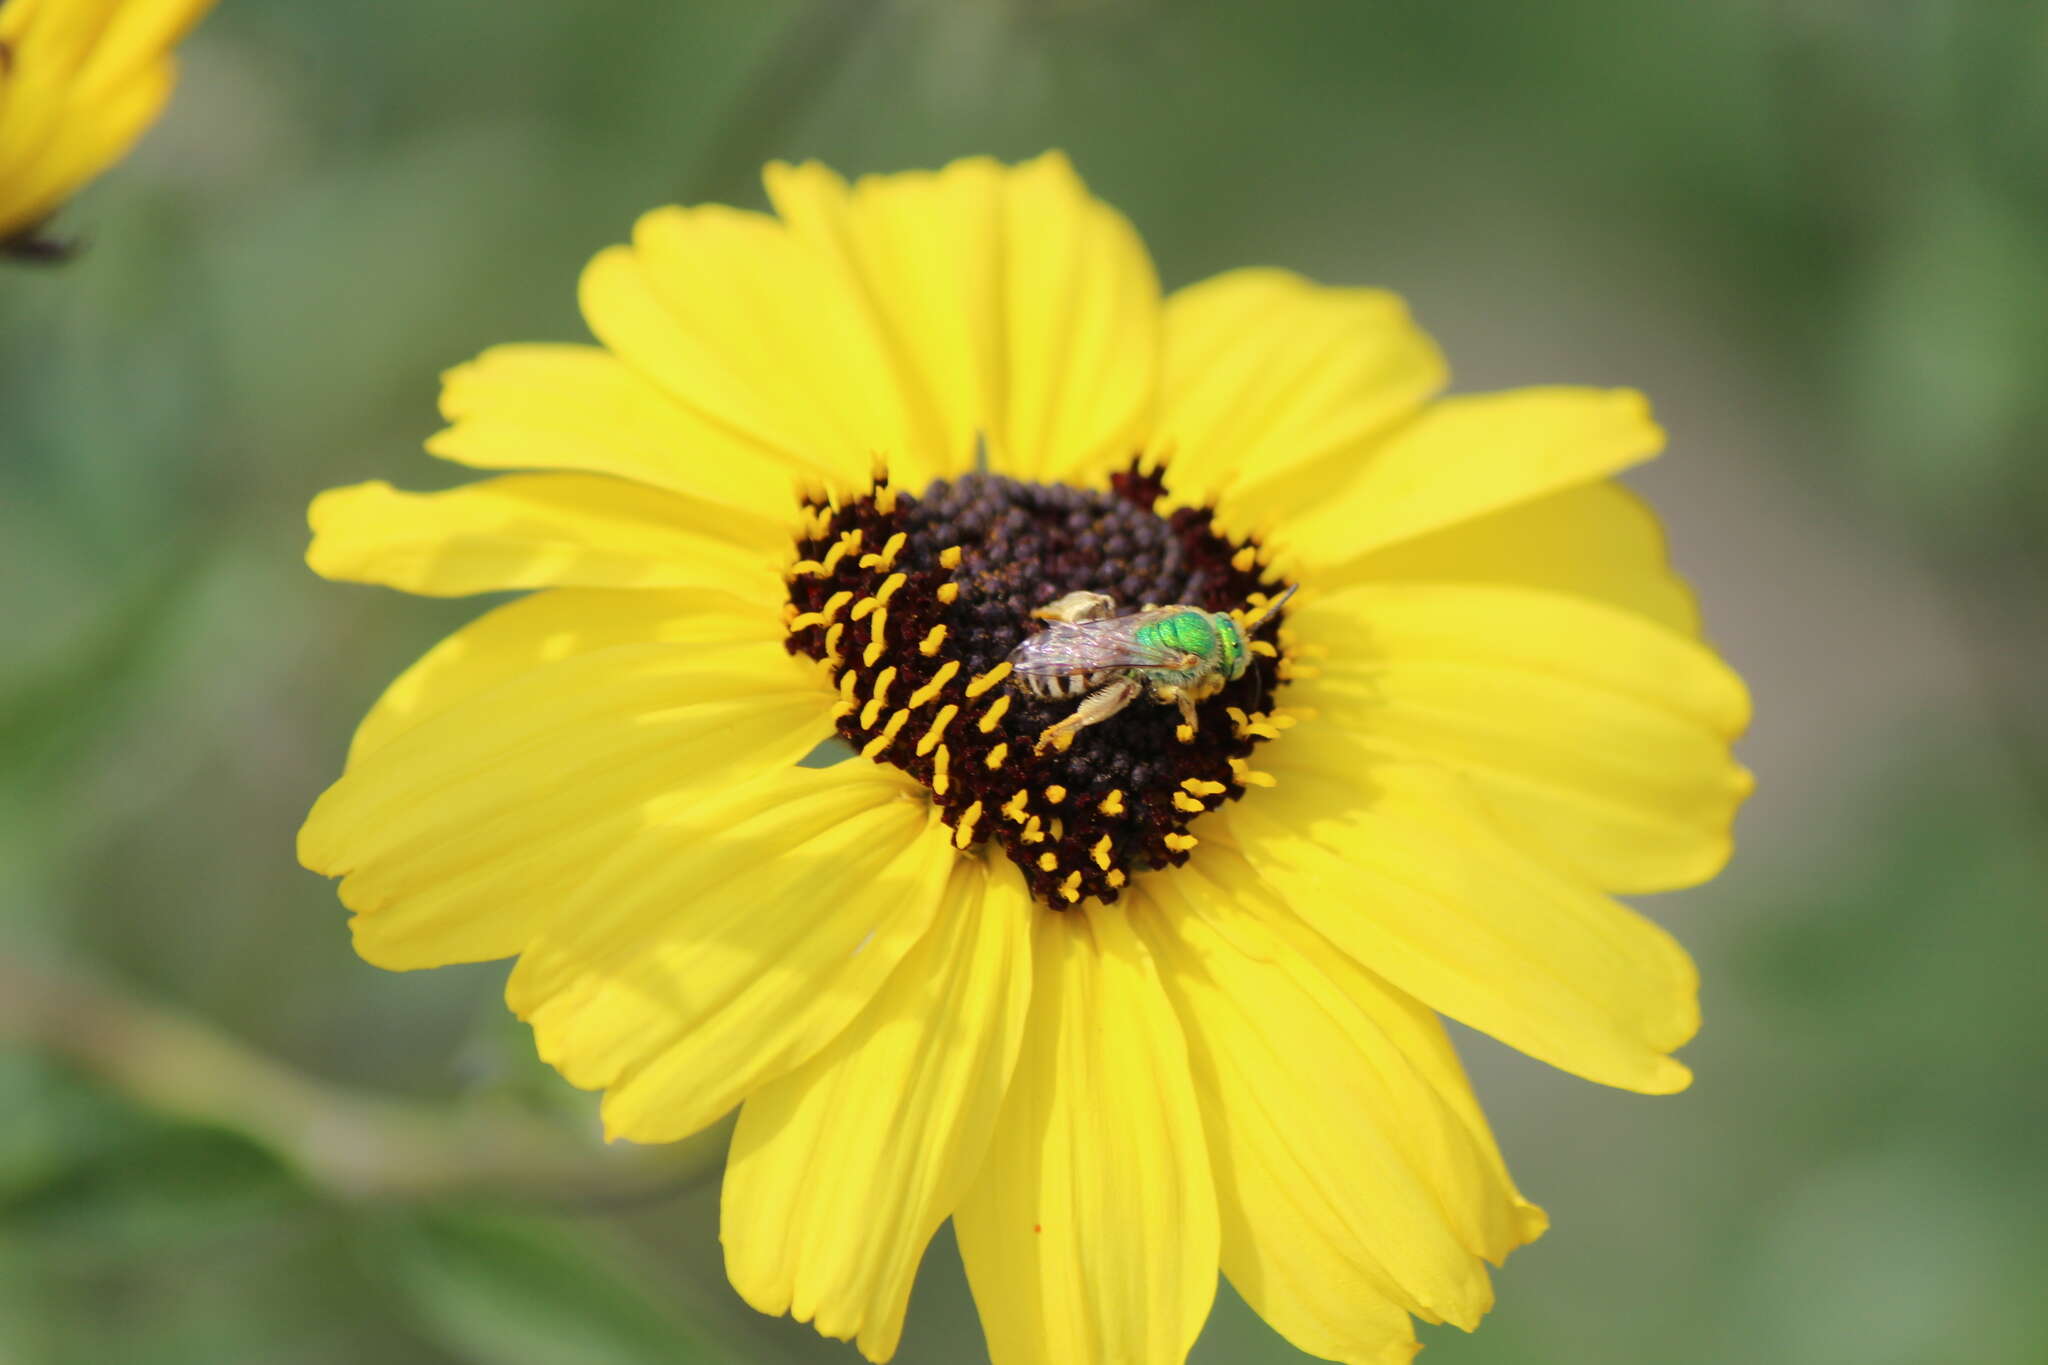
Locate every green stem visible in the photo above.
<box><xmin>0</xmin><ymin>953</ymin><xmax>720</xmax><ymax>1205</ymax></box>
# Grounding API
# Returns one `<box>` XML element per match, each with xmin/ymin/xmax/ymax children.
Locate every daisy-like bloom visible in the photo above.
<box><xmin>0</xmin><ymin>0</ymin><xmax>216</xmax><ymax>256</ymax></box>
<box><xmin>301</xmin><ymin>154</ymin><xmax>1751</xmax><ymax>1365</ymax></box>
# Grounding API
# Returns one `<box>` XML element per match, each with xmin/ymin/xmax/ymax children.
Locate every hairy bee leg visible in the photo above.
<box><xmin>1030</xmin><ymin>590</ymin><xmax>1117</xmax><ymax>624</ymax></box>
<box><xmin>1172</xmin><ymin>690</ymin><xmax>1199</xmax><ymax>736</ymax></box>
<box><xmin>1034</xmin><ymin>676</ymin><xmax>1143</xmax><ymax>754</ymax></box>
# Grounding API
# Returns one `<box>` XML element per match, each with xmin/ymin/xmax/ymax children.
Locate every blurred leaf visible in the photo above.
<box><xmin>1</xmin><ymin>1057</ymin><xmax>307</xmax><ymax>1258</ymax></box>
<box><xmin>1843</xmin><ymin>175</ymin><xmax>2048</xmax><ymax>533</ymax></box>
<box><xmin>363</xmin><ymin>1206</ymin><xmax>717</xmax><ymax>1365</ymax></box>
<box><xmin>797</xmin><ymin>735</ymin><xmax>857</xmax><ymax>768</ymax></box>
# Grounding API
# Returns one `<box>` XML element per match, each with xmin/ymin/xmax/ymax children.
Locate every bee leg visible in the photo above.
<box><xmin>1030</xmin><ymin>590</ymin><xmax>1117</xmax><ymax>624</ymax></box>
<box><xmin>1172</xmin><ymin>690</ymin><xmax>1199</xmax><ymax>736</ymax></box>
<box><xmin>1034</xmin><ymin>676</ymin><xmax>1142</xmax><ymax>754</ymax></box>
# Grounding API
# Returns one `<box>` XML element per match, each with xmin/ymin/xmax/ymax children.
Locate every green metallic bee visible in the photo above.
<box><xmin>1007</xmin><ymin>584</ymin><xmax>1298</xmax><ymax>753</ymax></box>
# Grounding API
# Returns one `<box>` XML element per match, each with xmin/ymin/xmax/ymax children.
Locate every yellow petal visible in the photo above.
<box><xmin>722</xmin><ymin>859</ymin><xmax>1033</xmax><ymax>1363</ymax></box>
<box><xmin>0</xmin><ymin>58</ymin><xmax>169</xmax><ymax>234</ymax></box>
<box><xmin>1133</xmin><ymin>874</ymin><xmax>1493</xmax><ymax>1355</ymax></box>
<box><xmin>305</xmin><ymin>474</ymin><xmax>783</xmax><ymax>600</ymax></box>
<box><xmin>427</xmin><ymin>343</ymin><xmax>810</xmax><ymax>522</ymax></box>
<box><xmin>1156</xmin><ymin>268</ymin><xmax>1445</xmax><ymax>518</ymax></box>
<box><xmin>346</xmin><ymin>587</ymin><xmax>780</xmax><ymax>766</ymax></box>
<box><xmin>1229</xmin><ymin>753</ymin><xmax>1699</xmax><ymax>1094</ymax></box>
<box><xmin>508</xmin><ymin>765</ymin><xmax>957</xmax><ymax>1144</ymax></box>
<box><xmin>0</xmin><ymin>0</ymin><xmax>213</xmax><ymax>235</ymax></box>
<box><xmin>953</xmin><ymin>905</ymin><xmax>1218</xmax><ymax>1365</ymax></box>
<box><xmin>577</xmin><ymin>206</ymin><xmax>917</xmax><ymax>489</ymax></box>
<box><xmin>299</xmin><ymin>639</ymin><xmax>827</xmax><ymax>970</ymax></box>
<box><xmin>1328</xmin><ymin>479</ymin><xmax>1702</xmax><ymax>636</ymax></box>
<box><xmin>765</xmin><ymin>152</ymin><xmax>1160</xmax><ymax>484</ymax></box>
<box><xmin>1279</xmin><ymin>387</ymin><xmax>1665</xmax><ymax>568</ymax></box>
<box><xmin>1172</xmin><ymin>850</ymin><xmax>1546</xmax><ymax>1262</ymax></box>
<box><xmin>75</xmin><ymin>0</ymin><xmax>214</xmax><ymax>91</ymax></box>
<box><xmin>1293</xmin><ymin>583</ymin><xmax>1751</xmax><ymax>891</ymax></box>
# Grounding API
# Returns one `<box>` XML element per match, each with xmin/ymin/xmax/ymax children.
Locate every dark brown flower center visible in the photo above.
<box><xmin>783</xmin><ymin>460</ymin><xmax>1295</xmax><ymax>908</ymax></box>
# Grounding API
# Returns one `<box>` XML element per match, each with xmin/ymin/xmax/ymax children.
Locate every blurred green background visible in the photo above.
<box><xmin>4</xmin><ymin>1</ymin><xmax>2047</xmax><ymax>1361</ymax></box>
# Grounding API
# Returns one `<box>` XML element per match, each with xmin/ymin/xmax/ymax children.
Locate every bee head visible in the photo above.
<box><xmin>1215</xmin><ymin>614</ymin><xmax>1250</xmax><ymax>681</ymax></box>
<box><xmin>1226</xmin><ymin>584</ymin><xmax>1298</xmax><ymax>683</ymax></box>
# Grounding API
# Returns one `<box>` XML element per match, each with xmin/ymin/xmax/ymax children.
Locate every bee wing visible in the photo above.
<box><xmin>1008</xmin><ymin>616</ymin><xmax>1193</xmax><ymax>676</ymax></box>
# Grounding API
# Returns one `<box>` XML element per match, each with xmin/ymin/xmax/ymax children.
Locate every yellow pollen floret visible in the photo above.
<box><xmin>861</xmin><ymin>709</ymin><xmax>910</xmax><ymax>758</ymax></box>
<box><xmin>907</xmin><ymin>661</ymin><xmax>960</xmax><ymax>710</ymax></box>
<box><xmin>1098</xmin><ymin>789</ymin><xmax>1125</xmax><ymax>816</ymax></box>
<box><xmin>1266</xmin><ymin>708</ymin><xmax>1300</xmax><ymax>730</ymax></box>
<box><xmin>787</xmin><ymin>609</ymin><xmax>830</xmax><ymax>632</ymax></box>
<box><xmin>788</xmin><ymin>559</ymin><xmax>827</xmax><ymax>577</ymax></box>
<box><xmin>1037</xmin><ymin>852</ymin><xmax>1058</xmax><ymax>872</ymax></box>
<box><xmin>1231</xmin><ymin>545</ymin><xmax>1260</xmax><ymax>573</ymax></box>
<box><xmin>1175</xmin><ymin>723</ymin><xmax>1195</xmax><ymax>743</ymax></box>
<box><xmin>939</xmin><ymin>545</ymin><xmax>964</xmax><ymax>569</ymax></box>
<box><xmin>932</xmin><ymin>744</ymin><xmax>951</xmax><ymax>796</ymax></box>
<box><xmin>1173</xmin><ymin>791</ymin><xmax>1206</xmax><ymax>813</ymax></box>
<box><xmin>874</xmin><ymin>572</ymin><xmax>907</xmax><ymax>605</ymax></box>
<box><xmin>1182</xmin><ymin>777</ymin><xmax>1228</xmax><ymax>797</ymax></box>
<box><xmin>1058</xmin><ymin>871</ymin><xmax>1082</xmax><ymax>903</ymax></box>
<box><xmin>977</xmin><ymin>693</ymin><xmax>1012</xmax><ymax>733</ymax></box>
<box><xmin>833</xmin><ymin>669</ymin><xmax>861</xmax><ymax>718</ymax></box>
<box><xmin>862</xmin><ymin>609</ymin><xmax>888</xmax><ymax>667</ymax></box>
<box><xmin>1163</xmin><ymin>832</ymin><xmax>1199</xmax><ymax>853</ymax></box>
<box><xmin>850</xmin><ymin>596</ymin><xmax>879</xmax><ymax>622</ymax></box>
<box><xmin>964</xmin><ymin>661</ymin><xmax>1012</xmax><ymax>697</ymax></box>
<box><xmin>1249</xmin><ymin>639</ymin><xmax>1279</xmax><ymax>658</ymax></box>
<box><xmin>936</xmin><ymin>582</ymin><xmax>959</xmax><ymax>605</ymax></box>
<box><xmin>1091</xmin><ymin>836</ymin><xmax>1113</xmax><ymax>870</ymax></box>
<box><xmin>1043</xmin><ymin>784</ymin><xmax>1067</xmax><ymax>804</ymax></box>
<box><xmin>984</xmin><ymin>742</ymin><xmax>1009</xmax><ymax>769</ymax></box>
<box><xmin>1105</xmin><ymin>868</ymin><xmax>1127</xmax><ymax>889</ymax></box>
<box><xmin>919</xmin><ymin>625</ymin><xmax>948</xmax><ymax>657</ymax></box>
<box><xmin>915</xmin><ymin>704</ymin><xmax>959</xmax><ymax>756</ymax></box>
<box><xmin>874</xmin><ymin>484</ymin><xmax>898</xmax><ymax>515</ymax></box>
<box><xmin>1021</xmin><ymin>816</ymin><xmax>1045</xmax><ymax>844</ymax></box>
<box><xmin>820</xmin><ymin>590</ymin><xmax>854</xmax><ymax>622</ymax></box>
<box><xmin>1049</xmin><ymin>817</ymin><xmax>1065</xmax><ymax>841</ymax></box>
<box><xmin>823</xmin><ymin>622</ymin><xmax>846</xmax><ymax>665</ymax></box>
<box><xmin>859</xmin><ymin>668</ymin><xmax>897</xmax><ymax>729</ymax></box>
<box><xmin>1227</xmin><ymin>706</ymin><xmax>1281</xmax><ymax>740</ymax></box>
<box><xmin>1228</xmin><ymin>757</ymin><xmax>1279</xmax><ymax>788</ymax></box>
<box><xmin>1002</xmin><ymin>790</ymin><xmax>1031</xmax><ymax>822</ymax></box>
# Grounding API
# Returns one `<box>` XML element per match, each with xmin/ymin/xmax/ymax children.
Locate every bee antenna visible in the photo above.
<box><xmin>1239</xmin><ymin>582</ymin><xmax>1298</xmax><ymax>635</ymax></box>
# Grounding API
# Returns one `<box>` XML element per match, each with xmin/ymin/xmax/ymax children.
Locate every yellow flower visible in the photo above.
<box><xmin>301</xmin><ymin>154</ymin><xmax>1751</xmax><ymax>1365</ymax></box>
<box><xmin>0</xmin><ymin>0</ymin><xmax>216</xmax><ymax>253</ymax></box>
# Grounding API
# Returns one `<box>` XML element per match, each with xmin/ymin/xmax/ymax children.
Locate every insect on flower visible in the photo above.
<box><xmin>1010</xmin><ymin>584</ymin><xmax>1299</xmax><ymax>752</ymax></box>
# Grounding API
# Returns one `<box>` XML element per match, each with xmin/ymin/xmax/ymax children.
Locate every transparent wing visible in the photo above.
<box><xmin>1007</xmin><ymin>614</ymin><xmax>1191</xmax><ymax>676</ymax></box>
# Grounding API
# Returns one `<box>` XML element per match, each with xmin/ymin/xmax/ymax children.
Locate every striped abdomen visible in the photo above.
<box><xmin>1016</xmin><ymin>668</ymin><xmax>1120</xmax><ymax>700</ymax></box>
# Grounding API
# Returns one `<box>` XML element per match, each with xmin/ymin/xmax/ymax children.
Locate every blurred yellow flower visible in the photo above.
<box><xmin>301</xmin><ymin>153</ymin><xmax>1751</xmax><ymax>1364</ymax></box>
<box><xmin>0</xmin><ymin>0</ymin><xmax>216</xmax><ymax>253</ymax></box>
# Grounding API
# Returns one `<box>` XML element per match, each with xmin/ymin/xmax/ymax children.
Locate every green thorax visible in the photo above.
<box><xmin>1134</xmin><ymin>607</ymin><xmax>1248</xmax><ymax>681</ymax></box>
<box><xmin>1135</xmin><ymin>607</ymin><xmax>1216</xmax><ymax>662</ymax></box>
